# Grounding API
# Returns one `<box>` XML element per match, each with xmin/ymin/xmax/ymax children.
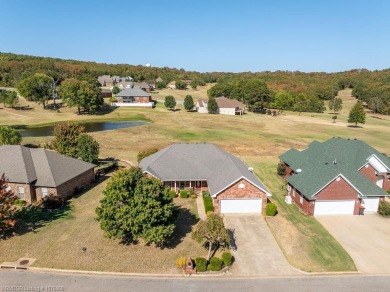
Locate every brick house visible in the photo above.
<box><xmin>196</xmin><ymin>97</ymin><xmax>245</xmax><ymax>115</ymax></box>
<box><xmin>279</xmin><ymin>138</ymin><xmax>390</xmax><ymax>216</ymax></box>
<box><xmin>0</xmin><ymin>145</ymin><xmax>95</xmax><ymax>203</ymax></box>
<box><xmin>112</xmin><ymin>87</ymin><xmax>154</xmax><ymax>108</ymax></box>
<box><xmin>140</xmin><ymin>143</ymin><xmax>271</xmax><ymax>214</ymax></box>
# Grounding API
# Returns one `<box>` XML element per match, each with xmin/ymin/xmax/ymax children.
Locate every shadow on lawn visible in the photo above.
<box><xmin>165</xmin><ymin>206</ymin><xmax>199</xmax><ymax>249</ymax></box>
<box><xmin>1</xmin><ymin>204</ymin><xmax>73</xmax><ymax>240</ymax></box>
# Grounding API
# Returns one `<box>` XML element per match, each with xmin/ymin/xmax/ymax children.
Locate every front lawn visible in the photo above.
<box><xmin>0</xmin><ymin>178</ymin><xmax>206</xmax><ymax>273</ymax></box>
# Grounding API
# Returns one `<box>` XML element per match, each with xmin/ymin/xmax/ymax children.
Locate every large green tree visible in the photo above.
<box><xmin>175</xmin><ymin>80</ymin><xmax>187</xmax><ymax>90</ymax></box>
<box><xmin>76</xmin><ymin>134</ymin><xmax>99</xmax><ymax>164</ymax></box>
<box><xmin>192</xmin><ymin>213</ymin><xmax>230</xmax><ymax>260</ymax></box>
<box><xmin>17</xmin><ymin>73</ymin><xmax>53</xmax><ymax>109</ymax></box>
<box><xmin>348</xmin><ymin>101</ymin><xmax>366</xmax><ymax>127</ymax></box>
<box><xmin>183</xmin><ymin>94</ymin><xmax>194</xmax><ymax>111</ymax></box>
<box><xmin>0</xmin><ymin>174</ymin><xmax>18</xmax><ymax>235</ymax></box>
<box><xmin>207</xmin><ymin>97</ymin><xmax>219</xmax><ymax>114</ymax></box>
<box><xmin>0</xmin><ymin>126</ymin><xmax>22</xmax><ymax>145</ymax></box>
<box><xmin>51</xmin><ymin>122</ymin><xmax>85</xmax><ymax>158</ymax></box>
<box><xmin>95</xmin><ymin>168</ymin><xmax>176</xmax><ymax>247</ymax></box>
<box><xmin>273</xmin><ymin>91</ymin><xmax>295</xmax><ymax>110</ymax></box>
<box><xmin>112</xmin><ymin>85</ymin><xmax>120</xmax><ymax>95</ymax></box>
<box><xmin>329</xmin><ymin>97</ymin><xmax>343</xmax><ymax>114</ymax></box>
<box><xmin>59</xmin><ymin>78</ymin><xmax>103</xmax><ymax>114</ymax></box>
<box><xmin>164</xmin><ymin>95</ymin><xmax>176</xmax><ymax>110</ymax></box>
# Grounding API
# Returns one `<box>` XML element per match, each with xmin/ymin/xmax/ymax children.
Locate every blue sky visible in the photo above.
<box><xmin>0</xmin><ymin>0</ymin><xmax>389</xmax><ymax>72</ymax></box>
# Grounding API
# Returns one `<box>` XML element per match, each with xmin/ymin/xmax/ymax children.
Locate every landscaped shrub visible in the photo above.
<box><xmin>169</xmin><ymin>190</ymin><xmax>177</xmax><ymax>198</ymax></box>
<box><xmin>41</xmin><ymin>194</ymin><xmax>64</xmax><ymax>210</ymax></box>
<box><xmin>203</xmin><ymin>192</ymin><xmax>214</xmax><ymax>212</ymax></box>
<box><xmin>14</xmin><ymin>199</ymin><xmax>26</xmax><ymax>207</ymax></box>
<box><xmin>195</xmin><ymin>257</ymin><xmax>207</xmax><ymax>272</ymax></box>
<box><xmin>175</xmin><ymin>256</ymin><xmax>187</xmax><ymax>269</ymax></box>
<box><xmin>202</xmin><ymin>190</ymin><xmax>209</xmax><ymax>197</ymax></box>
<box><xmin>277</xmin><ymin>163</ymin><xmax>286</xmax><ymax>175</ymax></box>
<box><xmin>188</xmin><ymin>188</ymin><xmax>197</xmax><ymax>198</ymax></box>
<box><xmin>221</xmin><ymin>252</ymin><xmax>233</xmax><ymax>267</ymax></box>
<box><xmin>265</xmin><ymin>202</ymin><xmax>277</xmax><ymax>216</ymax></box>
<box><xmin>180</xmin><ymin>190</ymin><xmax>188</xmax><ymax>198</ymax></box>
<box><xmin>207</xmin><ymin>257</ymin><xmax>222</xmax><ymax>271</ymax></box>
<box><xmin>378</xmin><ymin>200</ymin><xmax>390</xmax><ymax>217</ymax></box>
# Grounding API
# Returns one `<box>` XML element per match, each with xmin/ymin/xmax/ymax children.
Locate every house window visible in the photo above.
<box><xmin>18</xmin><ymin>186</ymin><xmax>25</xmax><ymax>200</ymax></box>
<box><xmin>41</xmin><ymin>187</ymin><xmax>48</xmax><ymax>198</ymax></box>
<box><xmin>300</xmin><ymin>194</ymin><xmax>303</xmax><ymax>204</ymax></box>
<box><xmin>179</xmin><ymin>181</ymin><xmax>185</xmax><ymax>190</ymax></box>
<box><xmin>5</xmin><ymin>185</ymin><xmax>11</xmax><ymax>192</ymax></box>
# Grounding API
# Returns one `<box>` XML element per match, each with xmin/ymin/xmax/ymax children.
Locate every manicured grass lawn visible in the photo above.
<box><xmin>1</xmin><ymin>88</ymin><xmax>388</xmax><ymax>272</ymax></box>
<box><xmin>0</xmin><ymin>177</ymin><xmax>206</xmax><ymax>273</ymax></box>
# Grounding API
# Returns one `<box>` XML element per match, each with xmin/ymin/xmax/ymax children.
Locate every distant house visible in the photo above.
<box><xmin>196</xmin><ymin>97</ymin><xmax>245</xmax><ymax>115</ymax></box>
<box><xmin>101</xmin><ymin>88</ymin><xmax>112</xmax><ymax>98</ymax></box>
<box><xmin>97</xmin><ymin>75</ymin><xmax>115</xmax><ymax>87</ymax></box>
<box><xmin>196</xmin><ymin>99</ymin><xmax>208</xmax><ymax>113</ymax></box>
<box><xmin>215</xmin><ymin>97</ymin><xmax>245</xmax><ymax>115</ymax></box>
<box><xmin>112</xmin><ymin>87</ymin><xmax>154</xmax><ymax>108</ymax></box>
<box><xmin>182</xmin><ymin>80</ymin><xmax>192</xmax><ymax>85</ymax></box>
<box><xmin>279</xmin><ymin>138</ymin><xmax>390</xmax><ymax>216</ymax></box>
<box><xmin>140</xmin><ymin>143</ymin><xmax>271</xmax><ymax>214</ymax></box>
<box><xmin>0</xmin><ymin>145</ymin><xmax>95</xmax><ymax>203</ymax></box>
<box><xmin>167</xmin><ymin>81</ymin><xmax>176</xmax><ymax>90</ymax></box>
<box><xmin>155</xmin><ymin>77</ymin><xmax>163</xmax><ymax>83</ymax></box>
<box><xmin>134</xmin><ymin>82</ymin><xmax>153</xmax><ymax>92</ymax></box>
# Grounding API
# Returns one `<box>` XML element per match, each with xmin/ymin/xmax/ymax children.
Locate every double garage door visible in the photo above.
<box><xmin>220</xmin><ymin>199</ymin><xmax>262</xmax><ymax>214</ymax></box>
<box><xmin>314</xmin><ymin>198</ymin><xmax>380</xmax><ymax>216</ymax></box>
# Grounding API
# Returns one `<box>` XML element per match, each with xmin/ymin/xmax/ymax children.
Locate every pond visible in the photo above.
<box><xmin>20</xmin><ymin>121</ymin><xmax>147</xmax><ymax>137</ymax></box>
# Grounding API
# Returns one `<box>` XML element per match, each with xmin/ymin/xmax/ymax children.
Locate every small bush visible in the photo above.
<box><xmin>195</xmin><ymin>257</ymin><xmax>207</xmax><ymax>272</ymax></box>
<box><xmin>190</xmin><ymin>193</ymin><xmax>197</xmax><ymax>199</ymax></box>
<box><xmin>221</xmin><ymin>252</ymin><xmax>233</xmax><ymax>267</ymax></box>
<box><xmin>202</xmin><ymin>190</ymin><xmax>210</xmax><ymax>197</ymax></box>
<box><xmin>169</xmin><ymin>190</ymin><xmax>177</xmax><ymax>198</ymax></box>
<box><xmin>378</xmin><ymin>200</ymin><xmax>390</xmax><ymax>217</ymax></box>
<box><xmin>14</xmin><ymin>199</ymin><xmax>26</xmax><ymax>207</ymax></box>
<box><xmin>175</xmin><ymin>257</ymin><xmax>187</xmax><ymax>269</ymax></box>
<box><xmin>180</xmin><ymin>190</ymin><xmax>188</xmax><ymax>198</ymax></box>
<box><xmin>41</xmin><ymin>194</ymin><xmax>64</xmax><ymax>210</ymax></box>
<box><xmin>387</xmin><ymin>190</ymin><xmax>390</xmax><ymax>194</ymax></box>
<box><xmin>203</xmin><ymin>192</ymin><xmax>214</xmax><ymax>212</ymax></box>
<box><xmin>265</xmin><ymin>202</ymin><xmax>277</xmax><ymax>216</ymax></box>
<box><xmin>277</xmin><ymin>163</ymin><xmax>286</xmax><ymax>176</ymax></box>
<box><xmin>208</xmin><ymin>257</ymin><xmax>222</xmax><ymax>271</ymax></box>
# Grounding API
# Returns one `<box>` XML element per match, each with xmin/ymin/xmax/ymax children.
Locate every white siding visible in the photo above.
<box><xmin>218</xmin><ymin>107</ymin><xmax>236</xmax><ymax>115</ymax></box>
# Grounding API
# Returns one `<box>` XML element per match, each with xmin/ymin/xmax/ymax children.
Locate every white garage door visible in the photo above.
<box><xmin>314</xmin><ymin>200</ymin><xmax>355</xmax><ymax>216</ymax></box>
<box><xmin>362</xmin><ymin>197</ymin><xmax>379</xmax><ymax>212</ymax></box>
<box><xmin>220</xmin><ymin>199</ymin><xmax>262</xmax><ymax>214</ymax></box>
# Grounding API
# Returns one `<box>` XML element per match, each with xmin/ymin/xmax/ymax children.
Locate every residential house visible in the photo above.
<box><xmin>101</xmin><ymin>88</ymin><xmax>112</xmax><ymax>98</ymax></box>
<box><xmin>196</xmin><ymin>97</ymin><xmax>245</xmax><ymax>115</ymax></box>
<box><xmin>167</xmin><ymin>81</ymin><xmax>176</xmax><ymax>90</ymax></box>
<box><xmin>279</xmin><ymin>138</ymin><xmax>390</xmax><ymax>216</ymax></box>
<box><xmin>140</xmin><ymin>143</ymin><xmax>271</xmax><ymax>214</ymax></box>
<box><xmin>113</xmin><ymin>87</ymin><xmax>154</xmax><ymax>108</ymax></box>
<box><xmin>97</xmin><ymin>75</ymin><xmax>115</xmax><ymax>87</ymax></box>
<box><xmin>0</xmin><ymin>145</ymin><xmax>95</xmax><ymax>203</ymax></box>
<box><xmin>196</xmin><ymin>99</ymin><xmax>208</xmax><ymax>113</ymax></box>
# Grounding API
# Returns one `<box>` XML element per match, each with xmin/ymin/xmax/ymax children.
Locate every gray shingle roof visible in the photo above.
<box><xmin>140</xmin><ymin>143</ymin><xmax>271</xmax><ymax>197</ymax></box>
<box><xmin>0</xmin><ymin>145</ymin><xmax>95</xmax><ymax>187</ymax></box>
<box><xmin>116</xmin><ymin>88</ymin><xmax>151</xmax><ymax>98</ymax></box>
<box><xmin>279</xmin><ymin>138</ymin><xmax>390</xmax><ymax>199</ymax></box>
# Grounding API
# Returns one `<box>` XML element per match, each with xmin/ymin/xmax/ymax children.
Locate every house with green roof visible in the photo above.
<box><xmin>279</xmin><ymin>138</ymin><xmax>390</xmax><ymax>216</ymax></box>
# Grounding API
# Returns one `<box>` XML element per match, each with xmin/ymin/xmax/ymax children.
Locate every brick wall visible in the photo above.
<box><xmin>55</xmin><ymin>169</ymin><xmax>95</xmax><ymax>200</ymax></box>
<box><xmin>35</xmin><ymin>187</ymin><xmax>58</xmax><ymax>201</ymax></box>
<box><xmin>213</xmin><ymin>178</ymin><xmax>268</xmax><ymax>214</ymax></box>
<box><xmin>359</xmin><ymin>164</ymin><xmax>377</xmax><ymax>183</ymax></box>
<box><xmin>7</xmin><ymin>182</ymin><xmax>35</xmax><ymax>204</ymax></box>
<box><xmin>284</xmin><ymin>163</ymin><xmax>294</xmax><ymax>176</ymax></box>
<box><xmin>289</xmin><ymin>185</ymin><xmax>315</xmax><ymax>215</ymax></box>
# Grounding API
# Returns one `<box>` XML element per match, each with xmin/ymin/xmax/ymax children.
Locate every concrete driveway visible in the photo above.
<box><xmin>223</xmin><ymin>215</ymin><xmax>299</xmax><ymax>276</ymax></box>
<box><xmin>317</xmin><ymin>214</ymin><xmax>390</xmax><ymax>273</ymax></box>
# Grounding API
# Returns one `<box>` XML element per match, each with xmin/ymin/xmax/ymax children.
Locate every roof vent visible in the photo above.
<box><xmin>333</xmin><ymin>159</ymin><xmax>337</xmax><ymax>164</ymax></box>
<box><xmin>296</xmin><ymin>169</ymin><xmax>302</xmax><ymax>173</ymax></box>
<box><xmin>248</xmin><ymin>167</ymin><xmax>254</xmax><ymax>172</ymax></box>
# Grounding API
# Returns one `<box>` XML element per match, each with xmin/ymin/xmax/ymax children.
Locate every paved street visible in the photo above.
<box><xmin>224</xmin><ymin>215</ymin><xmax>299</xmax><ymax>276</ymax></box>
<box><xmin>317</xmin><ymin>214</ymin><xmax>390</xmax><ymax>273</ymax></box>
<box><xmin>1</xmin><ymin>270</ymin><xmax>389</xmax><ymax>292</ymax></box>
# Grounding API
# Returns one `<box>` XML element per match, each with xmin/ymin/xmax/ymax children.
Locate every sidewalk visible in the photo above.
<box><xmin>196</xmin><ymin>195</ymin><xmax>207</xmax><ymax>220</ymax></box>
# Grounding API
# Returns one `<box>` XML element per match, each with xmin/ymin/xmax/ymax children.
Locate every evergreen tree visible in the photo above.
<box><xmin>207</xmin><ymin>97</ymin><xmax>219</xmax><ymax>114</ymax></box>
<box><xmin>164</xmin><ymin>95</ymin><xmax>176</xmax><ymax>110</ymax></box>
<box><xmin>77</xmin><ymin>134</ymin><xmax>100</xmax><ymax>164</ymax></box>
<box><xmin>348</xmin><ymin>101</ymin><xmax>366</xmax><ymax>127</ymax></box>
<box><xmin>183</xmin><ymin>95</ymin><xmax>194</xmax><ymax>111</ymax></box>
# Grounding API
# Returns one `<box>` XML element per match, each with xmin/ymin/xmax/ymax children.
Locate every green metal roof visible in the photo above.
<box><xmin>280</xmin><ymin>138</ymin><xmax>390</xmax><ymax>199</ymax></box>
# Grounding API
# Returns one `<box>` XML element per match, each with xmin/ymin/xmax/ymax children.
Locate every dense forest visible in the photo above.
<box><xmin>0</xmin><ymin>52</ymin><xmax>389</xmax><ymax>114</ymax></box>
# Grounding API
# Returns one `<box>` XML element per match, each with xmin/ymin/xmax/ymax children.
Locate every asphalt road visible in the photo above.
<box><xmin>1</xmin><ymin>270</ymin><xmax>389</xmax><ymax>292</ymax></box>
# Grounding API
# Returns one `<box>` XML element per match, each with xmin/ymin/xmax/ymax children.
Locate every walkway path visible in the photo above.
<box><xmin>196</xmin><ymin>195</ymin><xmax>207</xmax><ymax>220</ymax></box>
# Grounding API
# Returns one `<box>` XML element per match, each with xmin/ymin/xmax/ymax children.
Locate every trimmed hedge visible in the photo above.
<box><xmin>208</xmin><ymin>257</ymin><xmax>222</xmax><ymax>271</ymax></box>
<box><xmin>175</xmin><ymin>257</ymin><xmax>187</xmax><ymax>269</ymax></box>
<box><xmin>195</xmin><ymin>257</ymin><xmax>207</xmax><ymax>272</ymax></box>
<box><xmin>221</xmin><ymin>252</ymin><xmax>233</xmax><ymax>267</ymax></box>
<box><xmin>378</xmin><ymin>200</ymin><xmax>390</xmax><ymax>217</ymax></box>
<box><xmin>203</xmin><ymin>192</ymin><xmax>214</xmax><ymax>212</ymax></box>
<box><xmin>265</xmin><ymin>202</ymin><xmax>277</xmax><ymax>216</ymax></box>
<box><xmin>180</xmin><ymin>190</ymin><xmax>188</xmax><ymax>198</ymax></box>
